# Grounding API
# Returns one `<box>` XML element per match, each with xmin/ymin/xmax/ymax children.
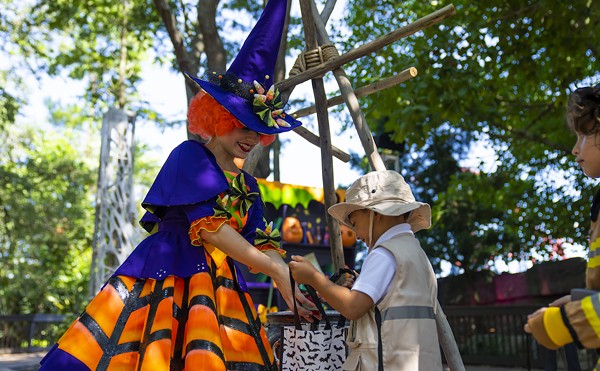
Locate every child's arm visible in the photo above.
<box><xmin>289</xmin><ymin>255</ymin><xmax>373</xmax><ymax>320</ymax></box>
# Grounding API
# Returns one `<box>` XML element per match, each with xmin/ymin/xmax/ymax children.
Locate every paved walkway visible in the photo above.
<box><xmin>0</xmin><ymin>352</ymin><xmax>544</xmax><ymax>371</ymax></box>
<box><xmin>0</xmin><ymin>352</ymin><xmax>45</xmax><ymax>371</ymax></box>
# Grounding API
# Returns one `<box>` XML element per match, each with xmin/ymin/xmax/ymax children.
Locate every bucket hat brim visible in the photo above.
<box><xmin>328</xmin><ymin>200</ymin><xmax>432</xmax><ymax>233</ymax></box>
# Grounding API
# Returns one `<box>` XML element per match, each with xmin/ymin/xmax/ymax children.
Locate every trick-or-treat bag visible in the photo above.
<box><xmin>280</xmin><ymin>272</ymin><xmax>347</xmax><ymax>371</ymax></box>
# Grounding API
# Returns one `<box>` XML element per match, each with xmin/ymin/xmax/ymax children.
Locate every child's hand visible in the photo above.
<box><xmin>289</xmin><ymin>255</ymin><xmax>319</xmax><ymax>286</ymax></box>
<box><xmin>549</xmin><ymin>294</ymin><xmax>571</xmax><ymax>306</ymax></box>
<box><xmin>523</xmin><ymin>307</ymin><xmax>547</xmax><ymax>333</ymax></box>
<box><xmin>341</xmin><ymin>270</ymin><xmax>358</xmax><ymax>288</ymax></box>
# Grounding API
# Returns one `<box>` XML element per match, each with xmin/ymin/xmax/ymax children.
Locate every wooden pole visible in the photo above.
<box><xmin>307</xmin><ymin>3</ymin><xmax>465</xmax><ymax>369</ymax></box>
<box><xmin>291</xmin><ymin>68</ymin><xmax>418</xmax><ymax>118</ymax></box>
<box><xmin>436</xmin><ymin>302</ymin><xmax>465</xmax><ymax>371</ymax></box>
<box><xmin>309</xmin><ymin>0</ymin><xmax>384</xmax><ymax>171</ymax></box>
<box><xmin>298</xmin><ymin>0</ymin><xmax>345</xmax><ymax>272</ymax></box>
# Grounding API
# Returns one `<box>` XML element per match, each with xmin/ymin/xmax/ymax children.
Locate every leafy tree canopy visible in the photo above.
<box><xmin>0</xmin><ymin>126</ymin><xmax>95</xmax><ymax>314</ymax></box>
<box><xmin>341</xmin><ymin>0</ymin><xmax>598</xmax><ymax>273</ymax></box>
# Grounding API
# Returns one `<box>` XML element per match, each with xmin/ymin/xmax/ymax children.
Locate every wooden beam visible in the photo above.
<box><xmin>277</xmin><ymin>4</ymin><xmax>456</xmax><ymax>93</ymax></box>
<box><xmin>293</xmin><ymin>126</ymin><xmax>351</xmax><ymax>163</ymax></box>
<box><xmin>291</xmin><ymin>67</ymin><xmax>418</xmax><ymax>118</ymax></box>
<box><xmin>309</xmin><ymin>0</ymin><xmax>385</xmax><ymax>171</ymax></box>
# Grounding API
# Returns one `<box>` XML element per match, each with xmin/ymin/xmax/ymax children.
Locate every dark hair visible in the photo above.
<box><xmin>566</xmin><ymin>84</ymin><xmax>600</xmax><ymax>135</ymax></box>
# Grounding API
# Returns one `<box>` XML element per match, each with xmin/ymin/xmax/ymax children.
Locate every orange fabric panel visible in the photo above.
<box><xmin>220</xmin><ymin>325</ymin><xmax>264</xmax><ymax>365</ymax></box>
<box><xmin>140</xmin><ymin>339</ymin><xmax>172</xmax><ymax>371</ymax></box>
<box><xmin>140</xmin><ymin>279</ymin><xmax>155</xmax><ymax>297</ymax></box>
<box><xmin>172</xmin><ymin>277</ymin><xmax>185</xmax><ymax>309</ymax></box>
<box><xmin>151</xmin><ymin>297</ymin><xmax>175</xmax><ymax>333</ymax></box>
<box><xmin>120</xmin><ymin>276</ymin><xmax>137</xmax><ymax>292</ymax></box>
<box><xmin>185</xmin><ymin>306</ymin><xmax>221</xmax><ymax>349</ymax></box>
<box><xmin>106</xmin><ymin>352</ymin><xmax>139</xmax><ymax>370</ymax></box>
<box><xmin>58</xmin><ymin>321</ymin><xmax>103</xmax><ymax>370</ymax></box>
<box><xmin>86</xmin><ymin>284</ymin><xmax>125</xmax><ymax>339</ymax></box>
<box><xmin>119</xmin><ymin>306</ymin><xmax>149</xmax><ymax>344</ymax></box>
<box><xmin>185</xmin><ymin>349</ymin><xmax>226</xmax><ymax>371</ymax></box>
<box><xmin>215</xmin><ymin>287</ymin><xmax>252</xmax><ymax>324</ymax></box>
<box><xmin>189</xmin><ymin>272</ymin><xmax>216</xmax><ymax>301</ymax></box>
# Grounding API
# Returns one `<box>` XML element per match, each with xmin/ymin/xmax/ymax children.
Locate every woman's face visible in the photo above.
<box><xmin>216</xmin><ymin>126</ymin><xmax>260</xmax><ymax>160</ymax></box>
<box><xmin>572</xmin><ymin>132</ymin><xmax>600</xmax><ymax>178</ymax></box>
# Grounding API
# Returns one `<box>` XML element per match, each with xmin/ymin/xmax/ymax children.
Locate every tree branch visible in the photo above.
<box><xmin>197</xmin><ymin>0</ymin><xmax>226</xmax><ymax>72</ymax></box>
<box><xmin>152</xmin><ymin>0</ymin><xmax>196</xmax><ymax>75</ymax></box>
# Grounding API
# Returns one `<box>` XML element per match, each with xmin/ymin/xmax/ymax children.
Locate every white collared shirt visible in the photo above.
<box><xmin>351</xmin><ymin>223</ymin><xmax>413</xmax><ymax>303</ymax></box>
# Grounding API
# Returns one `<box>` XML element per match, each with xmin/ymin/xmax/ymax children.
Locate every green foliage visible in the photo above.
<box><xmin>0</xmin><ymin>126</ymin><xmax>95</xmax><ymax>314</ymax></box>
<box><xmin>9</xmin><ymin>0</ymin><xmax>164</xmax><ymax>119</ymax></box>
<box><xmin>340</xmin><ymin>0</ymin><xmax>599</xmax><ymax>273</ymax></box>
<box><xmin>0</xmin><ymin>85</ymin><xmax>20</xmax><ymax>133</ymax></box>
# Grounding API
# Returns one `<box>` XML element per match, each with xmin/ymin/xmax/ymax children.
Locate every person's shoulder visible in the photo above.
<box><xmin>172</xmin><ymin>139</ymin><xmax>209</xmax><ymax>155</ymax></box>
<box><xmin>367</xmin><ymin>246</ymin><xmax>396</xmax><ymax>262</ymax></box>
<box><xmin>164</xmin><ymin>140</ymin><xmax>214</xmax><ymax>164</ymax></box>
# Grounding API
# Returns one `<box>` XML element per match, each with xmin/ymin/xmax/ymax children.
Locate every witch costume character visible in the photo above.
<box><xmin>39</xmin><ymin>0</ymin><xmax>311</xmax><ymax>369</ymax></box>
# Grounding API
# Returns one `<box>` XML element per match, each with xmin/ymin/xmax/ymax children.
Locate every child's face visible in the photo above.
<box><xmin>572</xmin><ymin>132</ymin><xmax>600</xmax><ymax>178</ymax></box>
<box><xmin>348</xmin><ymin>209</ymin><xmax>372</xmax><ymax>246</ymax></box>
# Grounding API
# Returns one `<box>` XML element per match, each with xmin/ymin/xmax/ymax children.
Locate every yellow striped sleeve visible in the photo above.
<box><xmin>588</xmin><ymin>238</ymin><xmax>600</xmax><ymax>268</ymax></box>
<box><xmin>544</xmin><ymin>307</ymin><xmax>573</xmax><ymax>347</ymax></box>
<box><xmin>582</xmin><ymin>295</ymin><xmax>600</xmax><ymax>339</ymax></box>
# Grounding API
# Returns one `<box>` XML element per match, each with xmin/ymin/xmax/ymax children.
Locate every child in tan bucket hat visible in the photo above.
<box><xmin>289</xmin><ymin>170</ymin><xmax>442</xmax><ymax>370</ymax></box>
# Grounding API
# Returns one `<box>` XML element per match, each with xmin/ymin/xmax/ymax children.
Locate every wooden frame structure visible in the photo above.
<box><xmin>245</xmin><ymin>0</ymin><xmax>465</xmax><ymax>369</ymax></box>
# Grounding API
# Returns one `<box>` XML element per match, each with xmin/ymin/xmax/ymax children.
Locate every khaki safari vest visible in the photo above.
<box><xmin>343</xmin><ymin>233</ymin><xmax>442</xmax><ymax>371</ymax></box>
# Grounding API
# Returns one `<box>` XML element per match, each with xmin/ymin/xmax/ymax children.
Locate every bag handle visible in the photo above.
<box><xmin>289</xmin><ymin>270</ymin><xmax>332</xmax><ymax>330</ymax></box>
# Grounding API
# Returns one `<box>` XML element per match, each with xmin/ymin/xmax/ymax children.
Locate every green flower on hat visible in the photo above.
<box><xmin>252</xmin><ymin>81</ymin><xmax>291</xmax><ymax>129</ymax></box>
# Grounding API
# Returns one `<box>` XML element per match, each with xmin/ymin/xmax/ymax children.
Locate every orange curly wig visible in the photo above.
<box><xmin>187</xmin><ymin>91</ymin><xmax>276</xmax><ymax>146</ymax></box>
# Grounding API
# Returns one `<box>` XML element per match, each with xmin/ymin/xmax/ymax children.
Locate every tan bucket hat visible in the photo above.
<box><xmin>328</xmin><ymin>170</ymin><xmax>431</xmax><ymax>233</ymax></box>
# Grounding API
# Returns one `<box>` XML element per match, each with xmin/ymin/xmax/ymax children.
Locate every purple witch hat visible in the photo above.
<box><xmin>185</xmin><ymin>0</ymin><xmax>302</xmax><ymax>135</ymax></box>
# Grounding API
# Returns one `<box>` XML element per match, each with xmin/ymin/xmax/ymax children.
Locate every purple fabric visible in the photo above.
<box><xmin>115</xmin><ymin>142</ymin><xmax>267</xmax><ymax>288</ymax></box>
<box><xmin>186</xmin><ymin>0</ymin><xmax>302</xmax><ymax>135</ymax></box>
<box><xmin>40</xmin><ymin>344</ymin><xmax>90</xmax><ymax>371</ymax></box>
<box><xmin>141</xmin><ymin>140</ymin><xmax>228</xmax><ymax>218</ymax></box>
<box><xmin>228</xmin><ymin>0</ymin><xmax>287</xmax><ymax>86</ymax></box>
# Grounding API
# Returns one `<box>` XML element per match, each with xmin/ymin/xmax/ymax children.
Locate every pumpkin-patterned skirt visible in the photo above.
<box><xmin>39</xmin><ymin>255</ymin><xmax>276</xmax><ymax>371</ymax></box>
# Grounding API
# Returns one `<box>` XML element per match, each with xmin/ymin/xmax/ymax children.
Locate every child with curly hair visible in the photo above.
<box><xmin>525</xmin><ymin>83</ymin><xmax>600</xmax><ymax>357</ymax></box>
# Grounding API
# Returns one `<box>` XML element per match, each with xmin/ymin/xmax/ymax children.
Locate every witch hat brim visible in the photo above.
<box><xmin>185</xmin><ymin>73</ymin><xmax>302</xmax><ymax>135</ymax></box>
<box><xmin>185</xmin><ymin>0</ymin><xmax>302</xmax><ymax>135</ymax></box>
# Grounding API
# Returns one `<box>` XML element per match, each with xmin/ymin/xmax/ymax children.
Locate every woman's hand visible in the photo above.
<box><xmin>263</xmin><ymin>251</ymin><xmax>318</xmax><ymax>322</ymax></box>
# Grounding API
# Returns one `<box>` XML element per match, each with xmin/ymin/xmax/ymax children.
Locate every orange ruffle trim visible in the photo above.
<box><xmin>189</xmin><ymin>217</ymin><xmax>286</xmax><ymax>267</ymax></box>
<box><xmin>189</xmin><ymin>215</ymin><xmax>229</xmax><ymax>247</ymax></box>
<box><xmin>256</xmin><ymin>243</ymin><xmax>286</xmax><ymax>259</ymax></box>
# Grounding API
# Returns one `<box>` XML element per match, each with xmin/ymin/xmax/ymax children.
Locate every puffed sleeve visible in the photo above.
<box><xmin>139</xmin><ymin>140</ymin><xmax>229</xmax><ymax>233</ymax></box>
<box><xmin>527</xmin><ymin>295</ymin><xmax>600</xmax><ymax>350</ymax></box>
<box><xmin>239</xmin><ymin>171</ymin><xmax>285</xmax><ymax>258</ymax></box>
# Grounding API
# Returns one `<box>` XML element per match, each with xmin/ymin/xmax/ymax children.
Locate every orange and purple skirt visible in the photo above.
<box><xmin>40</xmin><ymin>256</ymin><xmax>276</xmax><ymax>370</ymax></box>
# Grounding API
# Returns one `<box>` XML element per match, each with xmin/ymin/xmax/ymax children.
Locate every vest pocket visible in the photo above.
<box><xmin>342</xmin><ymin>350</ymin><xmax>361</xmax><ymax>371</ymax></box>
